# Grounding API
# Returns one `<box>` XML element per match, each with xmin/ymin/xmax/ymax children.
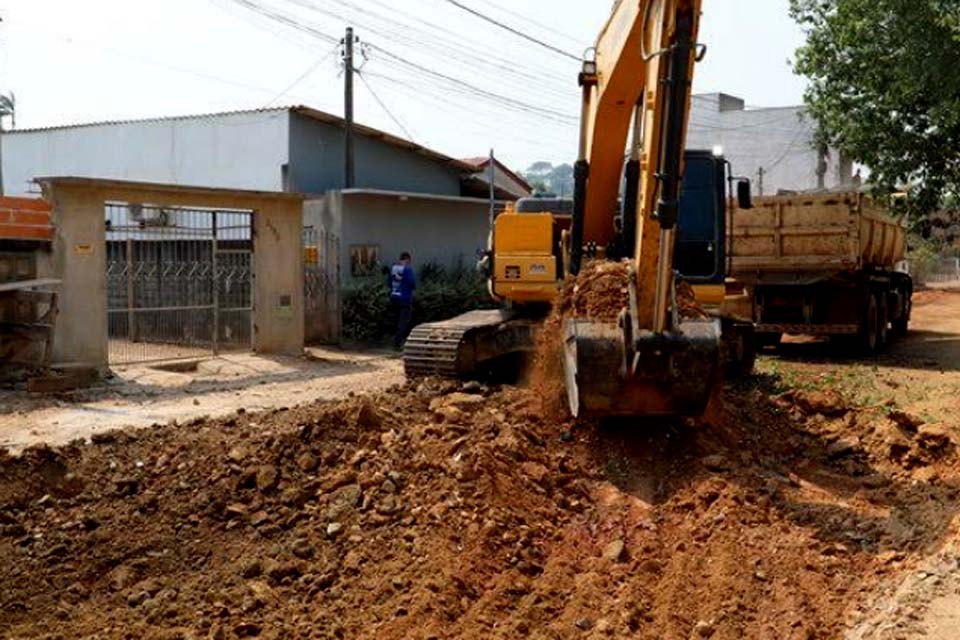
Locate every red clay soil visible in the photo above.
<box><xmin>557</xmin><ymin>260</ymin><xmax>706</xmax><ymax>322</ymax></box>
<box><xmin>2</xmin><ymin>373</ymin><xmax>958</xmax><ymax>639</ymax></box>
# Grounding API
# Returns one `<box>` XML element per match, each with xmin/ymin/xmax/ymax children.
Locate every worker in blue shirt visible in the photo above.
<box><xmin>388</xmin><ymin>252</ymin><xmax>417</xmax><ymax>350</ymax></box>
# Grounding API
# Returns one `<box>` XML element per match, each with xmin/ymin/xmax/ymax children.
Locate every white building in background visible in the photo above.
<box><xmin>687</xmin><ymin>93</ymin><xmax>854</xmax><ymax>196</ymax></box>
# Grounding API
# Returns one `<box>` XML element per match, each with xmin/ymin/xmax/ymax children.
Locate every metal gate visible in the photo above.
<box><xmin>106</xmin><ymin>203</ymin><xmax>254</xmax><ymax>365</ymax></box>
<box><xmin>303</xmin><ymin>226</ymin><xmax>341</xmax><ymax>344</ymax></box>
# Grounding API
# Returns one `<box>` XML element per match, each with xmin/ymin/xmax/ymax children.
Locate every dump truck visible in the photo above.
<box><xmin>728</xmin><ymin>191</ymin><xmax>911</xmax><ymax>353</ymax></box>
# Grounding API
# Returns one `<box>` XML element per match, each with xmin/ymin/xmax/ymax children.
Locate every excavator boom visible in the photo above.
<box><xmin>565</xmin><ymin>0</ymin><xmax>719</xmax><ymax>418</ymax></box>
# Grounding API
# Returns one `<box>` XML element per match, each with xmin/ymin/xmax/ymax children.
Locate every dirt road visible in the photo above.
<box><xmin>0</xmin><ymin>348</ymin><xmax>403</xmax><ymax>454</ymax></box>
<box><xmin>1</xmin><ymin>290</ymin><xmax>960</xmax><ymax>638</ymax></box>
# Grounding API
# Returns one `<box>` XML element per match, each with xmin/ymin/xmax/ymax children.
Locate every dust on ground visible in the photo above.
<box><xmin>0</xmin><ymin>348</ymin><xmax>403</xmax><ymax>454</ymax></box>
<box><xmin>2</xmin><ymin>290</ymin><xmax>960</xmax><ymax>639</ymax></box>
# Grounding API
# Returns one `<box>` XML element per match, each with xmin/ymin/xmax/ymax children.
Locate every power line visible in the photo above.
<box><xmin>220</xmin><ymin>0</ymin><xmax>579</xmax><ymax>124</ymax></box>
<box><xmin>474</xmin><ymin>0</ymin><xmax>587</xmax><ymax>48</ymax></box>
<box><xmin>281</xmin><ymin>0</ymin><xmax>576</xmax><ymax>94</ymax></box>
<box><xmin>440</xmin><ymin>0</ymin><xmax>581</xmax><ymax>61</ymax></box>
<box><xmin>222</xmin><ymin>0</ymin><xmax>338</xmax><ymax>44</ymax></box>
<box><xmin>264</xmin><ymin>44</ymin><xmax>339</xmax><ymax>107</ymax></box>
<box><xmin>336</xmin><ymin>0</ymin><xmax>573</xmax><ymax>83</ymax></box>
<box><xmin>362</xmin><ymin>70</ymin><xmax>574</xmax><ymax>153</ymax></box>
<box><xmin>368</xmin><ymin>43</ymin><xmax>578</xmax><ymax>123</ymax></box>
<box><xmin>357</xmin><ymin>71</ymin><xmax>416</xmax><ymax>142</ymax></box>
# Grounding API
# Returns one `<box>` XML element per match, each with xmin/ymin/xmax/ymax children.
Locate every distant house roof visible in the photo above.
<box><xmin>11</xmin><ymin>106</ymin><xmax>474</xmax><ymax>174</ymax></box>
<box><xmin>460</xmin><ymin>156</ymin><xmax>532</xmax><ymax>200</ymax></box>
<box><xmin>461</xmin><ymin>156</ymin><xmax>533</xmax><ymax>192</ymax></box>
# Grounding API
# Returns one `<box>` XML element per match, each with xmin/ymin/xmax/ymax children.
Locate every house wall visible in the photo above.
<box><xmin>305</xmin><ymin>192</ymin><xmax>491</xmax><ymax>286</ymax></box>
<box><xmin>687</xmin><ymin>95</ymin><xmax>852</xmax><ymax>196</ymax></box>
<box><xmin>3</xmin><ymin>111</ymin><xmax>291</xmax><ymax>197</ymax></box>
<box><xmin>288</xmin><ymin>113</ymin><xmax>462</xmax><ymax>196</ymax></box>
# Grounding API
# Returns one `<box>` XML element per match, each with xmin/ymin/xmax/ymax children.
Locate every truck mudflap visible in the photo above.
<box><xmin>562</xmin><ymin>318</ymin><xmax>721</xmax><ymax>418</ymax></box>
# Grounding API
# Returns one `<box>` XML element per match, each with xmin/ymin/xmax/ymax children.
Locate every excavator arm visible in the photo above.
<box><xmin>572</xmin><ymin>0</ymin><xmax>703</xmax><ymax>332</ymax></box>
<box><xmin>564</xmin><ymin>0</ymin><xmax>721</xmax><ymax>418</ymax></box>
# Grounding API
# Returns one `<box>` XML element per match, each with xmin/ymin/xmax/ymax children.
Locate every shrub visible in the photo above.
<box><xmin>341</xmin><ymin>259</ymin><xmax>495</xmax><ymax>345</ymax></box>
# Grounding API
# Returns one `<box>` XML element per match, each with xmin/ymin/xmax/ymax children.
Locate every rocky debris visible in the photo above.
<box><xmin>917</xmin><ymin>424</ymin><xmax>954</xmax><ymax>453</ymax></box>
<box><xmin>255</xmin><ymin>465</ymin><xmax>279</xmax><ymax>493</ymax></box>
<box><xmin>290</xmin><ymin>538</ymin><xmax>316</xmax><ymax>560</ymax></box>
<box><xmin>790</xmin><ymin>389</ymin><xmax>849</xmax><ymax>417</ymax></box>
<box><xmin>355</xmin><ymin>400</ymin><xmax>381</xmax><ymax>430</ymax></box>
<box><xmin>702</xmin><ymin>454</ymin><xmax>732</xmax><ymax>472</ymax></box>
<box><xmin>227</xmin><ymin>445</ymin><xmax>250</xmax><ymax>464</ymax></box>
<box><xmin>827</xmin><ymin>436</ymin><xmax>861</xmax><ymax>459</ymax></box>
<box><xmin>889</xmin><ymin>410</ymin><xmax>924</xmax><ymax>433</ymax></box>
<box><xmin>602</xmin><ymin>539</ymin><xmax>626</xmax><ymax>563</ymax></box>
<box><xmin>296</xmin><ymin>452</ymin><xmax>318</xmax><ymax>473</ymax></box>
<box><xmin>0</xmin><ymin>377</ymin><xmax>955</xmax><ymax>640</ymax></box>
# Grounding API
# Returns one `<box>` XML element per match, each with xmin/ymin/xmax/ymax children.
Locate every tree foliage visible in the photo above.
<box><xmin>790</xmin><ymin>0</ymin><xmax>960</xmax><ymax>215</ymax></box>
<box><xmin>0</xmin><ymin>93</ymin><xmax>14</xmax><ymax>127</ymax></box>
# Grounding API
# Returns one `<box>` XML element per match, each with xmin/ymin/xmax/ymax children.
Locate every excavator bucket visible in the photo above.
<box><xmin>563</xmin><ymin>318</ymin><xmax>721</xmax><ymax>418</ymax></box>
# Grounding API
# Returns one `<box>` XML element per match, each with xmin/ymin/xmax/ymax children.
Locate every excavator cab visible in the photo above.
<box><xmin>675</xmin><ymin>151</ymin><xmax>728</xmax><ymax>284</ymax></box>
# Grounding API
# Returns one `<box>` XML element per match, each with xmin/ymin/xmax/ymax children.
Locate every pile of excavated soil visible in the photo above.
<box><xmin>528</xmin><ymin>261</ymin><xmax>708</xmax><ymax>419</ymax></box>
<box><xmin>559</xmin><ymin>261</ymin><xmax>630</xmax><ymax>322</ymax></box>
<box><xmin>557</xmin><ymin>260</ymin><xmax>707</xmax><ymax>323</ymax></box>
<box><xmin>2</xmin><ymin>373</ymin><xmax>958</xmax><ymax>639</ymax></box>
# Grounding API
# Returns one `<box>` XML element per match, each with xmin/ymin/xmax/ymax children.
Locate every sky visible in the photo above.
<box><xmin>0</xmin><ymin>0</ymin><xmax>808</xmax><ymax>171</ymax></box>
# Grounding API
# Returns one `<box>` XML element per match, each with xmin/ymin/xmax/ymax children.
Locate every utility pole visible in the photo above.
<box><xmin>488</xmin><ymin>149</ymin><xmax>496</xmax><ymax>232</ymax></box>
<box><xmin>342</xmin><ymin>27</ymin><xmax>356</xmax><ymax>189</ymax></box>
<box><xmin>757</xmin><ymin>166</ymin><xmax>765</xmax><ymax>197</ymax></box>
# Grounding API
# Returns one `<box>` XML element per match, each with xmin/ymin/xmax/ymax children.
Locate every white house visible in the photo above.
<box><xmin>687</xmin><ymin>93</ymin><xmax>854</xmax><ymax>196</ymax></box>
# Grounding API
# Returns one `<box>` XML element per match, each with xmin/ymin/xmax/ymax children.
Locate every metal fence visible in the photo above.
<box><xmin>303</xmin><ymin>226</ymin><xmax>341</xmax><ymax>344</ymax></box>
<box><xmin>106</xmin><ymin>204</ymin><xmax>254</xmax><ymax>365</ymax></box>
<box><xmin>902</xmin><ymin>256</ymin><xmax>960</xmax><ymax>286</ymax></box>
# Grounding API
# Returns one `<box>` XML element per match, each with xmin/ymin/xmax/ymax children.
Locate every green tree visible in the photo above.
<box><xmin>790</xmin><ymin>0</ymin><xmax>960</xmax><ymax>216</ymax></box>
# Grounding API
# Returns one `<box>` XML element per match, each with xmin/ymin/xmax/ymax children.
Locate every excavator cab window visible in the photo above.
<box><xmin>675</xmin><ymin>150</ymin><xmax>726</xmax><ymax>284</ymax></box>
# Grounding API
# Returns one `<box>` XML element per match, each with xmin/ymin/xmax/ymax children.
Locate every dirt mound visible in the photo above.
<box><xmin>527</xmin><ymin>261</ymin><xmax>709</xmax><ymax>419</ymax></box>
<box><xmin>559</xmin><ymin>261</ymin><xmax>630</xmax><ymax>322</ymax></box>
<box><xmin>2</xmin><ymin>369</ymin><xmax>957</xmax><ymax>639</ymax></box>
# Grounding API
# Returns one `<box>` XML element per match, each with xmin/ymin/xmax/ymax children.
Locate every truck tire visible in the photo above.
<box><xmin>859</xmin><ymin>294</ymin><xmax>880</xmax><ymax>354</ymax></box>
<box><xmin>877</xmin><ymin>293</ymin><xmax>889</xmax><ymax>349</ymax></box>
<box><xmin>724</xmin><ymin>322</ymin><xmax>757</xmax><ymax>379</ymax></box>
<box><xmin>755</xmin><ymin>332</ymin><xmax>783</xmax><ymax>351</ymax></box>
<box><xmin>891</xmin><ymin>286</ymin><xmax>911</xmax><ymax>337</ymax></box>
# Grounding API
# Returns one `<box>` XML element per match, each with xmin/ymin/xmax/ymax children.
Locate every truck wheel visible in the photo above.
<box><xmin>877</xmin><ymin>294</ymin><xmax>889</xmax><ymax>348</ymax></box>
<box><xmin>859</xmin><ymin>295</ymin><xmax>879</xmax><ymax>354</ymax></box>
<box><xmin>755</xmin><ymin>332</ymin><xmax>782</xmax><ymax>350</ymax></box>
<box><xmin>891</xmin><ymin>287</ymin><xmax>911</xmax><ymax>337</ymax></box>
<box><xmin>724</xmin><ymin>323</ymin><xmax>757</xmax><ymax>379</ymax></box>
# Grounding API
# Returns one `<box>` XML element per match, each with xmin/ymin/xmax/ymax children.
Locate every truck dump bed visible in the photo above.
<box><xmin>729</xmin><ymin>192</ymin><xmax>906</xmax><ymax>277</ymax></box>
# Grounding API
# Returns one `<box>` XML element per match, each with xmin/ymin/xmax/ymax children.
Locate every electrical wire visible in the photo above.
<box><xmin>340</xmin><ymin>0</ymin><xmax>574</xmax><ymax>83</ymax></box>
<box><xmin>440</xmin><ymin>0</ymin><xmax>581</xmax><ymax>61</ymax></box>
<box><xmin>357</xmin><ymin>70</ymin><xmax>416</xmax><ymax>142</ymax></box>
<box><xmin>221</xmin><ymin>0</ymin><xmax>339</xmax><ymax>44</ymax></box>
<box><xmin>282</xmin><ymin>0</ymin><xmax>576</xmax><ymax>93</ymax></box>
<box><xmin>473</xmin><ymin>0</ymin><xmax>587</xmax><ymax>48</ymax></box>
<box><xmin>264</xmin><ymin>43</ymin><xmax>340</xmax><ymax>107</ymax></box>
<box><xmin>368</xmin><ymin>44</ymin><xmax>579</xmax><ymax>124</ymax></box>
<box><xmin>219</xmin><ymin>0</ymin><xmax>579</xmax><ymax>124</ymax></box>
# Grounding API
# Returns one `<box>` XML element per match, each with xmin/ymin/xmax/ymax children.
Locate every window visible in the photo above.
<box><xmin>350</xmin><ymin>244</ymin><xmax>381</xmax><ymax>277</ymax></box>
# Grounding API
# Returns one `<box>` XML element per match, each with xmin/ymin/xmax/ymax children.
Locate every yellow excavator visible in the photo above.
<box><xmin>405</xmin><ymin>0</ymin><xmax>754</xmax><ymax>418</ymax></box>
